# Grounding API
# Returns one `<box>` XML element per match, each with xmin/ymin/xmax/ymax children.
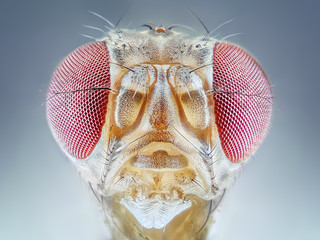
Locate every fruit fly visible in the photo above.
<box><xmin>46</xmin><ymin>18</ymin><xmax>272</xmax><ymax>240</ymax></box>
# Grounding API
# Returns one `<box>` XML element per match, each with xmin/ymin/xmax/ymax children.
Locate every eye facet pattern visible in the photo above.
<box><xmin>47</xmin><ymin>41</ymin><xmax>110</xmax><ymax>159</ymax></box>
<box><xmin>213</xmin><ymin>42</ymin><xmax>273</xmax><ymax>162</ymax></box>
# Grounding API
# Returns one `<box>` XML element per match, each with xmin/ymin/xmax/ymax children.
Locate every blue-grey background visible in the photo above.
<box><xmin>1</xmin><ymin>0</ymin><xmax>319</xmax><ymax>239</ymax></box>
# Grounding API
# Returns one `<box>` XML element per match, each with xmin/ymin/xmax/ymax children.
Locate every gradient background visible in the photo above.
<box><xmin>1</xmin><ymin>0</ymin><xmax>319</xmax><ymax>239</ymax></box>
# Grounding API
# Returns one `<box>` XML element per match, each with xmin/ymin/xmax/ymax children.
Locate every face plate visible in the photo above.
<box><xmin>47</xmin><ymin>25</ymin><xmax>272</xmax><ymax>240</ymax></box>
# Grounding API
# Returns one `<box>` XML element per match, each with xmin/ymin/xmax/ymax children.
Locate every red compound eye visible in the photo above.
<box><xmin>46</xmin><ymin>41</ymin><xmax>110</xmax><ymax>159</ymax></box>
<box><xmin>213</xmin><ymin>42</ymin><xmax>272</xmax><ymax>163</ymax></box>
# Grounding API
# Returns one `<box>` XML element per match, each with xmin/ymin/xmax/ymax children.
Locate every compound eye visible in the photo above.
<box><xmin>213</xmin><ymin>42</ymin><xmax>272</xmax><ymax>162</ymax></box>
<box><xmin>46</xmin><ymin>41</ymin><xmax>110</xmax><ymax>159</ymax></box>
